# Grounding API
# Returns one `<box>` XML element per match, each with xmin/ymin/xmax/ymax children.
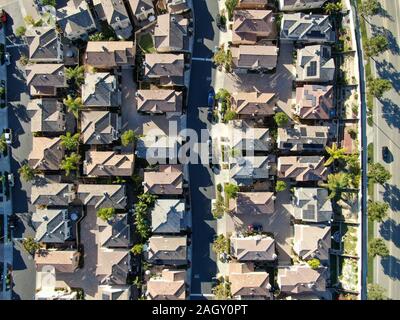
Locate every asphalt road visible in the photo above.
<box><xmin>187</xmin><ymin>0</ymin><xmax>219</xmax><ymax>298</ymax></box>
<box><xmin>369</xmin><ymin>0</ymin><xmax>400</xmax><ymax>300</ymax></box>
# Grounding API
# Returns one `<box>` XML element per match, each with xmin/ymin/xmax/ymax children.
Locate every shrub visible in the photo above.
<box><xmin>307</xmin><ymin>258</ymin><xmax>321</xmax><ymax>269</ymax></box>
<box><xmin>97</xmin><ymin>207</ymin><xmax>116</xmax><ymax>221</ymax></box>
<box><xmin>274</xmin><ymin>112</ymin><xmax>289</xmax><ymax>127</ymax></box>
<box><xmin>276</xmin><ymin>180</ymin><xmax>287</xmax><ymax>192</ymax></box>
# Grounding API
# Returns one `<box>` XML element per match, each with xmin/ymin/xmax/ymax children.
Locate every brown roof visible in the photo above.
<box><xmin>232</xmin><ymin>45</ymin><xmax>278</xmax><ymax>70</ymax></box>
<box><xmin>80</xmin><ymin>111</ymin><xmax>120</xmax><ymax>145</ymax></box>
<box><xmin>295</xmin><ymin>85</ymin><xmax>334</xmax><ymax>120</ymax></box>
<box><xmin>277</xmin><ymin>156</ymin><xmax>328</xmax><ymax>181</ymax></box>
<box><xmin>85</xmin><ymin>41</ymin><xmax>135</xmax><ymax>68</ymax></box>
<box><xmin>229</xmin><ymin>262</ymin><xmax>271</xmax><ymax>298</ymax></box>
<box><xmin>154</xmin><ymin>13</ymin><xmax>189</xmax><ymax>52</ymax></box>
<box><xmin>147</xmin><ymin>235</ymin><xmax>187</xmax><ymax>265</ymax></box>
<box><xmin>231</xmin><ymin>235</ymin><xmax>276</xmax><ymax>261</ymax></box>
<box><xmin>26</xmin><ymin>64</ymin><xmax>66</xmax><ymax>96</ymax></box>
<box><xmin>136</xmin><ymin>90</ymin><xmax>182</xmax><ymax>114</ymax></box>
<box><xmin>229</xmin><ymin>192</ymin><xmax>275</xmax><ymax>214</ymax></box>
<box><xmin>146</xmin><ymin>269</ymin><xmax>186</xmax><ymax>300</ymax></box>
<box><xmin>83</xmin><ymin>151</ymin><xmax>134</xmax><ymax>177</ymax></box>
<box><xmin>28</xmin><ymin>137</ymin><xmax>65</xmax><ymax>171</ymax></box>
<box><xmin>144</xmin><ymin>165</ymin><xmax>183</xmax><ymax>195</ymax></box>
<box><xmin>232</xmin><ymin>92</ymin><xmax>276</xmax><ymax>116</ymax></box>
<box><xmin>25</xmin><ymin>27</ymin><xmax>62</xmax><ymax>62</ymax></box>
<box><xmin>144</xmin><ymin>53</ymin><xmax>185</xmax><ymax>86</ymax></box>
<box><xmin>27</xmin><ymin>99</ymin><xmax>66</xmax><ymax>133</ymax></box>
<box><xmin>293</xmin><ymin>224</ymin><xmax>331</xmax><ymax>261</ymax></box>
<box><xmin>35</xmin><ymin>250</ymin><xmax>80</xmax><ymax>273</ymax></box>
<box><xmin>238</xmin><ymin>0</ymin><xmax>269</xmax><ymax>8</ymax></box>
<box><xmin>233</xmin><ymin>10</ymin><xmax>276</xmax><ymax>44</ymax></box>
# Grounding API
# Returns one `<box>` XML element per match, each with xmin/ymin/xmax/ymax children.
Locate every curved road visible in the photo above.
<box><xmin>187</xmin><ymin>0</ymin><xmax>220</xmax><ymax>298</ymax></box>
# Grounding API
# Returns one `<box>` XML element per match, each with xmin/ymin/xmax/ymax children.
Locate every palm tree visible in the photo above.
<box><xmin>322</xmin><ymin>172</ymin><xmax>350</xmax><ymax>199</ymax></box>
<box><xmin>60</xmin><ymin>132</ymin><xmax>80</xmax><ymax>151</ymax></box>
<box><xmin>63</xmin><ymin>95</ymin><xmax>82</xmax><ymax>118</ymax></box>
<box><xmin>324</xmin><ymin>143</ymin><xmax>347</xmax><ymax>166</ymax></box>
<box><xmin>65</xmin><ymin>66</ymin><xmax>85</xmax><ymax>86</ymax></box>
<box><xmin>18</xmin><ymin>164</ymin><xmax>36</xmax><ymax>182</ymax></box>
<box><xmin>60</xmin><ymin>152</ymin><xmax>81</xmax><ymax>176</ymax></box>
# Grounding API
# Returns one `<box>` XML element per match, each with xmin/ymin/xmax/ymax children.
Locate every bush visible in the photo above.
<box><xmin>121</xmin><ymin>130</ymin><xmax>137</xmax><ymax>147</ymax></box>
<box><xmin>307</xmin><ymin>258</ymin><xmax>321</xmax><ymax>269</ymax></box>
<box><xmin>217</xmin><ymin>183</ymin><xmax>223</xmax><ymax>192</ymax></box>
<box><xmin>15</xmin><ymin>26</ymin><xmax>26</xmax><ymax>37</ymax></box>
<box><xmin>276</xmin><ymin>180</ymin><xmax>287</xmax><ymax>192</ymax></box>
<box><xmin>97</xmin><ymin>207</ymin><xmax>116</xmax><ymax>221</ymax></box>
<box><xmin>368</xmin><ymin>238</ymin><xmax>389</xmax><ymax>257</ymax></box>
<box><xmin>274</xmin><ymin>112</ymin><xmax>289</xmax><ymax>127</ymax></box>
<box><xmin>131</xmin><ymin>244</ymin><xmax>144</xmax><ymax>256</ymax></box>
<box><xmin>224</xmin><ymin>183</ymin><xmax>239</xmax><ymax>199</ymax></box>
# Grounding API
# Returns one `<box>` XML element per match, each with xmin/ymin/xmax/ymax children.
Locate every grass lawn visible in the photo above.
<box><xmin>138</xmin><ymin>33</ymin><xmax>156</xmax><ymax>53</ymax></box>
<box><xmin>367</xmin><ymin>219</ymin><xmax>374</xmax><ymax>283</ymax></box>
<box><xmin>342</xmin><ymin>225</ymin><xmax>358</xmax><ymax>256</ymax></box>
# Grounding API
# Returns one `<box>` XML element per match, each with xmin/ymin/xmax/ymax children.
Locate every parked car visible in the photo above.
<box><xmin>3</xmin><ymin>128</ymin><xmax>12</xmax><ymax>144</ymax></box>
<box><xmin>7</xmin><ymin>173</ymin><xmax>14</xmax><ymax>187</ymax></box>
<box><xmin>382</xmin><ymin>146</ymin><xmax>390</xmax><ymax>162</ymax></box>
<box><xmin>208</xmin><ymin>88</ymin><xmax>215</xmax><ymax>108</ymax></box>
<box><xmin>4</xmin><ymin>52</ymin><xmax>10</xmax><ymax>66</ymax></box>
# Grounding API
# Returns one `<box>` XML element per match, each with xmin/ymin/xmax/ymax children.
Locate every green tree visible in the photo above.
<box><xmin>121</xmin><ymin>129</ymin><xmax>137</xmax><ymax>147</ymax></box>
<box><xmin>212</xmin><ymin>281</ymin><xmax>232</xmax><ymax>300</ymax></box>
<box><xmin>368</xmin><ymin>200</ymin><xmax>389</xmax><ymax>222</ymax></box>
<box><xmin>213</xmin><ymin>47</ymin><xmax>227</xmax><ymax>68</ymax></box>
<box><xmin>324</xmin><ymin>143</ymin><xmax>347</xmax><ymax>166</ymax></box>
<box><xmin>0</xmin><ymin>134</ymin><xmax>7</xmax><ymax>153</ymax></box>
<box><xmin>60</xmin><ymin>132</ymin><xmax>80</xmax><ymax>151</ymax></box>
<box><xmin>368</xmin><ymin>162</ymin><xmax>391</xmax><ymax>185</ymax></box>
<box><xmin>307</xmin><ymin>258</ymin><xmax>321</xmax><ymax>269</ymax></box>
<box><xmin>367</xmin><ymin>284</ymin><xmax>388</xmax><ymax>300</ymax></box>
<box><xmin>131</xmin><ymin>244</ymin><xmax>144</xmax><ymax>256</ymax></box>
<box><xmin>212</xmin><ymin>234</ymin><xmax>230</xmax><ymax>258</ymax></box>
<box><xmin>225</xmin><ymin>0</ymin><xmax>238</xmax><ymax>21</ymax></box>
<box><xmin>225</xmin><ymin>49</ymin><xmax>233</xmax><ymax>72</ymax></box>
<box><xmin>18</xmin><ymin>54</ymin><xmax>29</xmax><ymax>66</ymax></box>
<box><xmin>60</xmin><ymin>152</ymin><xmax>81</xmax><ymax>176</ymax></box>
<box><xmin>365</xmin><ymin>35</ymin><xmax>389</xmax><ymax>58</ymax></box>
<box><xmin>368</xmin><ymin>78</ymin><xmax>392</xmax><ymax>98</ymax></box>
<box><xmin>324</xmin><ymin>2</ymin><xmax>343</xmax><ymax>14</ymax></box>
<box><xmin>360</xmin><ymin>0</ymin><xmax>380</xmax><ymax>16</ymax></box>
<box><xmin>15</xmin><ymin>26</ymin><xmax>26</xmax><ymax>37</ymax></box>
<box><xmin>18</xmin><ymin>164</ymin><xmax>35</xmax><ymax>182</ymax></box>
<box><xmin>223</xmin><ymin>110</ymin><xmax>236</xmax><ymax>122</ymax></box>
<box><xmin>65</xmin><ymin>66</ymin><xmax>85</xmax><ymax>87</ymax></box>
<box><xmin>274</xmin><ymin>112</ymin><xmax>289</xmax><ymax>127</ymax></box>
<box><xmin>22</xmin><ymin>237</ymin><xmax>41</xmax><ymax>254</ymax></box>
<box><xmin>134</xmin><ymin>193</ymin><xmax>157</xmax><ymax>240</ymax></box>
<box><xmin>322</xmin><ymin>172</ymin><xmax>350</xmax><ymax>199</ymax></box>
<box><xmin>225</xmin><ymin>183</ymin><xmax>239</xmax><ymax>199</ymax></box>
<box><xmin>24</xmin><ymin>15</ymin><xmax>35</xmax><ymax>25</ymax></box>
<box><xmin>63</xmin><ymin>95</ymin><xmax>82</xmax><ymax>118</ymax></box>
<box><xmin>276</xmin><ymin>180</ymin><xmax>287</xmax><ymax>192</ymax></box>
<box><xmin>40</xmin><ymin>0</ymin><xmax>56</xmax><ymax>6</ymax></box>
<box><xmin>212</xmin><ymin>193</ymin><xmax>226</xmax><ymax>219</ymax></box>
<box><xmin>97</xmin><ymin>207</ymin><xmax>116</xmax><ymax>221</ymax></box>
<box><xmin>368</xmin><ymin>238</ymin><xmax>389</xmax><ymax>258</ymax></box>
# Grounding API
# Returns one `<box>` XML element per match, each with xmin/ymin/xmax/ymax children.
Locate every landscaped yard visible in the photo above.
<box><xmin>338</xmin><ymin>257</ymin><xmax>359</xmax><ymax>292</ymax></box>
<box><xmin>342</xmin><ymin>225</ymin><xmax>358</xmax><ymax>257</ymax></box>
<box><xmin>138</xmin><ymin>33</ymin><xmax>156</xmax><ymax>53</ymax></box>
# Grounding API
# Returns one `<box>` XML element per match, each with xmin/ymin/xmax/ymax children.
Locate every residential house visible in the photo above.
<box><xmin>294</xmin><ymin>85</ymin><xmax>334</xmax><ymax>120</ymax></box>
<box><xmin>292</xmin><ymin>188</ymin><xmax>333</xmax><ymax>223</ymax></box>
<box><xmin>154</xmin><ymin>14</ymin><xmax>189</xmax><ymax>53</ymax></box>
<box><xmin>144</xmin><ymin>165</ymin><xmax>184</xmax><ymax>195</ymax></box>
<box><xmin>126</xmin><ymin>0</ymin><xmax>155</xmax><ymax>23</ymax></box>
<box><xmin>35</xmin><ymin>250</ymin><xmax>80</xmax><ymax>273</ymax></box>
<box><xmin>277</xmin><ymin>125</ymin><xmax>329</xmax><ymax>152</ymax></box>
<box><xmin>231</xmin><ymin>92</ymin><xmax>277</xmax><ymax>118</ymax></box>
<box><xmin>26</xmin><ymin>64</ymin><xmax>66</xmax><ymax>96</ymax></box>
<box><xmin>228</xmin><ymin>120</ymin><xmax>272</xmax><ymax>154</ymax></box>
<box><xmin>35</xmin><ymin>270</ymin><xmax>78</xmax><ymax>300</ymax></box>
<box><xmin>80</xmin><ymin>111</ymin><xmax>121</xmax><ymax>145</ymax></box>
<box><xmin>146</xmin><ymin>269</ymin><xmax>186</xmax><ymax>300</ymax></box>
<box><xmin>136</xmin><ymin>89</ymin><xmax>182</xmax><ymax>115</ymax></box>
<box><xmin>57</xmin><ymin>0</ymin><xmax>97</xmax><ymax>41</ymax></box>
<box><xmin>28</xmin><ymin>137</ymin><xmax>65</xmax><ymax>171</ymax></box>
<box><xmin>277</xmin><ymin>156</ymin><xmax>328</xmax><ymax>181</ymax></box>
<box><xmin>83</xmin><ymin>151</ymin><xmax>134</xmax><ymax>177</ymax></box>
<box><xmin>146</xmin><ymin>235</ymin><xmax>187</xmax><ymax>266</ymax></box>
<box><xmin>97</xmin><ymin>248</ymin><xmax>131</xmax><ymax>285</ymax></box>
<box><xmin>31</xmin><ymin>183</ymin><xmax>75</xmax><ymax>208</ymax></box>
<box><xmin>97</xmin><ymin>214</ymin><xmax>131</xmax><ymax>248</ymax></box>
<box><xmin>280</xmin><ymin>13</ymin><xmax>335</xmax><ymax>43</ymax></box>
<box><xmin>231</xmin><ymin>234</ymin><xmax>277</xmax><ymax>262</ymax></box>
<box><xmin>293</xmin><ymin>224</ymin><xmax>331</xmax><ymax>261</ymax></box>
<box><xmin>231</xmin><ymin>45</ymin><xmax>278</xmax><ymax>73</ymax></box>
<box><xmin>237</xmin><ymin>0</ymin><xmax>271</xmax><ymax>9</ymax></box>
<box><xmin>151</xmin><ymin>199</ymin><xmax>187</xmax><ymax>234</ymax></box>
<box><xmin>296</xmin><ymin>45</ymin><xmax>335</xmax><ymax>83</ymax></box>
<box><xmin>81</xmin><ymin>72</ymin><xmax>121</xmax><ymax>107</ymax></box>
<box><xmin>27</xmin><ymin>99</ymin><xmax>66</xmax><ymax>134</ymax></box>
<box><xmin>93</xmin><ymin>0</ymin><xmax>133</xmax><ymax>40</ymax></box>
<box><xmin>233</xmin><ymin>10</ymin><xmax>276</xmax><ymax>45</ymax></box>
<box><xmin>76</xmin><ymin>184</ymin><xmax>127</xmax><ymax>209</ymax></box>
<box><xmin>85</xmin><ymin>41</ymin><xmax>135</xmax><ymax>69</ymax></box>
<box><xmin>163</xmin><ymin>0</ymin><xmax>190</xmax><ymax>14</ymax></box>
<box><xmin>228</xmin><ymin>192</ymin><xmax>275</xmax><ymax>215</ymax></box>
<box><xmin>144</xmin><ymin>53</ymin><xmax>185</xmax><ymax>86</ymax></box>
<box><xmin>32</xmin><ymin>208</ymin><xmax>71</xmax><ymax>243</ymax></box>
<box><xmin>230</xmin><ymin>156</ymin><xmax>276</xmax><ymax>186</ymax></box>
<box><xmin>25</xmin><ymin>27</ymin><xmax>63</xmax><ymax>63</ymax></box>
<box><xmin>99</xmin><ymin>286</ymin><xmax>131</xmax><ymax>300</ymax></box>
<box><xmin>279</xmin><ymin>0</ymin><xmax>327</xmax><ymax>11</ymax></box>
<box><xmin>277</xmin><ymin>264</ymin><xmax>328</xmax><ymax>296</ymax></box>
<box><xmin>229</xmin><ymin>262</ymin><xmax>273</xmax><ymax>300</ymax></box>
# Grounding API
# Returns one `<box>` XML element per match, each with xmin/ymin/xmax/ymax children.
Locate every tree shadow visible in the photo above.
<box><xmin>381</xmin><ymin>98</ymin><xmax>400</xmax><ymax>130</ymax></box>
<box><xmin>381</xmin><ymin>255</ymin><xmax>400</xmax><ymax>280</ymax></box>
<box><xmin>382</xmin><ymin>184</ymin><xmax>400</xmax><ymax>211</ymax></box>
<box><xmin>379</xmin><ymin>218</ymin><xmax>400</xmax><ymax>248</ymax></box>
<box><xmin>375</xmin><ymin>59</ymin><xmax>400</xmax><ymax>93</ymax></box>
<box><xmin>10</xmin><ymin>103</ymin><xmax>29</xmax><ymax>123</ymax></box>
<box><xmin>370</xmin><ymin>25</ymin><xmax>400</xmax><ymax>56</ymax></box>
<box><xmin>377</xmin><ymin>6</ymin><xmax>395</xmax><ymax>22</ymax></box>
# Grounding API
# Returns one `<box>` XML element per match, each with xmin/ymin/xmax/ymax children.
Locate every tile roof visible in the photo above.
<box><xmin>85</xmin><ymin>41</ymin><xmax>135</xmax><ymax>68</ymax></box>
<box><xmin>147</xmin><ymin>235</ymin><xmax>187</xmax><ymax>265</ymax></box>
<box><xmin>293</xmin><ymin>224</ymin><xmax>331</xmax><ymax>261</ymax></box>
<box><xmin>277</xmin><ymin>156</ymin><xmax>328</xmax><ymax>181</ymax></box>
<box><xmin>230</xmin><ymin>156</ymin><xmax>275</xmax><ymax>186</ymax></box>
<box><xmin>229</xmin><ymin>120</ymin><xmax>272</xmax><ymax>152</ymax></box>
<box><xmin>136</xmin><ymin>89</ymin><xmax>182</xmax><ymax>114</ymax></box>
<box><xmin>35</xmin><ymin>250</ymin><xmax>80</xmax><ymax>273</ymax></box>
<box><xmin>295</xmin><ymin>85</ymin><xmax>334</xmax><ymax>119</ymax></box>
<box><xmin>26</xmin><ymin>64</ymin><xmax>66</xmax><ymax>96</ymax></box>
<box><xmin>229</xmin><ymin>192</ymin><xmax>275</xmax><ymax>215</ymax></box>
<box><xmin>83</xmin><ymin>151</ymin><xmax>134</xmax><ymax>177</ymax></box>
<box><xmin>292</xmin><ymin>188</ymin><xmax>332</xmax><ymax>222</ymax></box>
<box><xmin>32</xmin><ymin>208</ymin><xmax>71</xmax><ymax>243</ymax></box>
<box><xmin>233</xmin><ymin>10</ymin><xmax>276</xmax><ymax>44</ymax></box>
<box><xmin>151</xmin><ymin>199</ymin><xmax>186</xmax><ymax>234</ymax></box>
<box><xmin>80</xmin><ymin>111</ymin><xmax>120</xmax><ymax>145</ymax></box>
<box><xmin>27</xmin><ymin>99</ymin><xmax>66</xmax><ymax>133</ymax></box>
<box><xmin>231</xmin><ymin>92</ymin><xmax>277</xmax><ymax>116</ymax></box>
<box><xmin>296</xmin><ymin>45</ymin><xmax>335</xmax><ymax>82</ymax></box>
<box><xmin>144</xmin><ymin>165</ymin><xmax>184</xmax><ymax>195</ymax></box>
<box><xmin>97</xmin><ymin>214</ymin><xmax>131</xmax><ymax>248</ymax></box>
<box><xmin>82</xmin><ymin>72</ymin><xmax>120</xmax><ymax>107</ymax></box>
<box><xmin>154</xmin><ymin>14</ymin><xmax>189</xmax><ymax>52</ymax></box>
<box><xmin>280</xmin><ymin>0</ymin><xmax>327</xmax><ymax>11</ymax></box>
<box><xmin>146</xmin><ymin>269</ymin><xmax>186</xmax><ymax>300</ymax></box>
<box><xmin>76</xmin><ymin>184</ymin><xmax>127</xmax><ymax>209</ymax></box>
<box><xmin>232</xmin><ymin>45</ymin><xmax>278</xmax><ymax>70</ymax></box>
<box><xmin>231</xmin><ymin>235</ymin><xmax>276</xmax><ymax>261</ymax></box>
<box><xmin>25</xmin><ymin>27</ymin><xmax>62</xmax><ymax>62</ymax></box>
<box><xmin>28</xmin><ymin>137</ymin><xmax>65</xmax><ymax>171</ymax></box>
<box><xmin>277</xmin><ymin>125</ymin><xmax>329</xmax><ymax>151</ymax></box>
<box><xmin>144</xmin><ymin>53</ymin><xmax>185</xmax><ymax>86</ymax></box>
<box><xmin>31</xmin><ymin>183</ymin><xmax>75</xmax><ymax>207</ymax></box>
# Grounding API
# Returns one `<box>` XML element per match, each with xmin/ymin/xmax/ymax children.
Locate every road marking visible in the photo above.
<box><xmin>192</xmin><ymin>57</ymin><xmax>213</xmax><ymax>62</ymax></box>
<box><xmin>6</xmin><ymin>44</ymin><xmax>26</xmax><ymax>48</ymax></box>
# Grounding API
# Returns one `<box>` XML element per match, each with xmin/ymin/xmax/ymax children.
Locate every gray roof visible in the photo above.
<box><xmin>281</xmin><ymin>13</ymin><xmax>335</xmax><ymax>43</ymax></box>
<box><xmin>296</xmin><ymin>45</ymin><xmax>335</xmax><ymax>82</ymax></box>
<box><xmin>80</xmin><ymin>111</ymin><xmax>120</xmax><ymax>145</ymax></box>
<box><xmin>25</xmin><ymin>27</ymin><xmax>62</xmax><ymax>62</ymax></box>
<box><xmin>292</xmin><ymin>188</ymin><xmax>332</xmax><ymax>223</ymax></box>
<box><xmin>147</xmin><ymin>235</ymin><xmax>187</xmax><ymax>266</ymax></box>
<box><xmin>277</xmin><ymin>125</ymin><xmax>329</xmax><ymax>151</ymax></box>
<box><xmin>31</xmin><ymin>183</ymin><xmax>75</xmax><ymax>207</ymax></box>
<box><xmin>280</xmin><ymin>0</ymin><xmax>327</xmax><ymax>11</ymax></box>
<box><xmin>230</xmin><ymin>156</ymin><xmax>276</xmax><ymax>186</ymax></box>
<box><xmin>82</xmin><ymin>73</ymin><xmax>120</xmax><ymax>107</ymax></box>
<box><xmin>100</xmin><ymin>214</ymin><xmax>131</xmax><ymax>248</ymax></box>
<box><xmin>151</xmin><ymin>199</ymin><xmax>186</xmax><ymax>234</ymax></box>
<box><xmin>27</xmin><ymin>99</ymin><xmax>66</xmax><ymax>133</ymax></box>
<box><xmin>32</xmin><ymin>208</ymin><xmax>71</xmax><ymax>243</ymax></box>
<box><xmin>76</xmin><ymin>184</ymin><xmax>127</xmax><ymax>209</ymax></box>
<box><xmin>100</xmin><ymin>253</ymin><xmax>131</xmax><ymax>285</ymax></box>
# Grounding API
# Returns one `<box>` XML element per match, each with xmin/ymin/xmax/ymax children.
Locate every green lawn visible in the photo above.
<box><xmin>367</xmin><ymin>219</ymin><xmax>374</xmax><ymax>283</ymax></box>
<box><xmin>342</xmin><ymin>225</ymin><xmax>358</xmax><ymax>256</ymax></box>
<box><xmin>138</xmin><ymin>33</ymin><xmax>156</xmax><ymax>53</ymax></box>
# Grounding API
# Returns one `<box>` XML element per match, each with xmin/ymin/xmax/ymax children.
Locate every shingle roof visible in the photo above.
<box><xmin>76</xmin><ymin>184</ymin><xmax>127</xmax><ymax>209</ymax></box>
<box><xmin>277</xmin><ymin>125</ymin><xmax>329</xmax><ymax>151</ymax></box>
<box><xmin>146</xmin><ymin>269</ymin><xmax>186</xmax><ymax>300</ymax></box>
<box><xmin>26</xmin><ymin>64</ymin><xmax>66</xmax><ymax>96</ymax></box>
<box><xmin>233</xmin><ymin>10</ymin><xmax>276</xmax><ymax>44</ymax></box>
<box><xmin>85</xmin><ymin>41</ymin><xmax>135</xmax><ymax>68</ymax></box>
<box><xmin>80</xmin><ymin>111</ymin><xmax>120</xmax><ymax>145</ymax></box>
<box><xmin>232</xmin><ymin>45</ymin><xmax>278</xmax><ymax>70</ymax></box>
<box><xmin>144</xmin><ymin>165</ymin><xmax>184</xmax><ymax>195</ymax></box>
<box><xmin>231</xmin><ymin>235</ymin><xmax>276</xmax><ymax>261</ymax></box>
<box><xmin>144</xmin><ymin>53</ymin><xmax>185</xmax><ymax>86</ymax></box>
<box><xmin>151</xmin><ymin>199</ymin><xmax>186</xmax><ymax>234</ymax></box>
<box><xmin>31</xmin><ymin>183</ymin><xmax>75</xmax><ymax>207</ymax></box>
<box><xmin>230</xmin><ymin>192</ymin><xmax>275</xmax><ymax>215</ymax></box>
<box><xmin>27</xmin><ymin>99</ymin><xmax>66</xmax><ymax>133</ymax></box>
<box><xmin>136</xmin><ymin>90</ymin><xmax>182</xmax><ymax>113</ymax></box>
<box><xmin>84</xmin><ymin>151</ymin><xmax>134</xmax><ymax>177</ymax></box>
<box><xmin>232</xmin><ymin>92</ymin><xmax>277</xmax><ymax>116</ymax></box>
<box><xmin>28</xmin><ymin>137</ymin><xmax>65</xmax><ymax>171</ymax></box>
<box><xmin>230</xmin><ymin>156</ymin><xmax>275</xmax><ymax>185</ymax></box>
<box><xmin>293</xmin><ymin>224</ymin><xmax>331</xmax><ymax>261</ymax></box>
<box><xmin>98</xmin><ymin>214</ymin><xmax>131</xmax><ymax>248</ymax></box>
<box><xmin>277</xmin><ymin>156</ymin><xmax>328</xmax><ymax>181</ymax></box>
<box><xmin>82</xmin><ymin>72</ymin><xmax>120</xmax><ymax>107</ymax></box>
<box><xmin>147</xmin><ymin>235</ymin><xmax>187</xmax><ymax>265</ymax></box>
<box><xmin>32</xmin><ymin>208</ymin><xmax>71</xmax><ymax>243</ymax></box>
<box><xmin>154</xmin><ymin>14</ymin><xmax>189</xmax><ymax>52</ymax></box>
<box><xmin>292</xmin><ymin>188</ymin><xmax>332</xmax><ymax>222</ymax></box>
<box><xmin>295</xmin><ymin>85</ymin><xmax>333</xmax><ymax>119</ymax></box>
<box><xmin>296</xmin><ymin>45</ymin><xmax>335</xmax><ymax>82</ymax></box>
<box><xmin>25</xmin><ymin>27</ymin><xmax>62</xmax><ymax>62</ymax></box>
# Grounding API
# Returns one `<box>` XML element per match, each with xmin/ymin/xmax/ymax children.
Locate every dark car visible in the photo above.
<box><xmin>208</xmin><ymin>88</ymin><xmax>215</xmax><ymax>108</ymax></box>
<box><xmin>382</xmin><ymin>146</ymin><xmax>390</xmax><ymax>162</ymax></box>
<box><xmin>0</xmin><ymin>10</ymin><xmax>7</xmax><ymax>24</ymax></box>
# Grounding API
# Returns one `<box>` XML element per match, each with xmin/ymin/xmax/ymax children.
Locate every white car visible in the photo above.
<box><xmin>4</xmin><ymin>52</ymin><xmax>10</xmax><ymax>66</ymax></box>
<box><xmin>8</xmin><ymin>173</ymin><xmax>14</xmax><ymax>187</ymax></box>
<box><xmin>3</xmin><ymin>128</ymin><xmax>12</xmax><ymax>144</ymax></box>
